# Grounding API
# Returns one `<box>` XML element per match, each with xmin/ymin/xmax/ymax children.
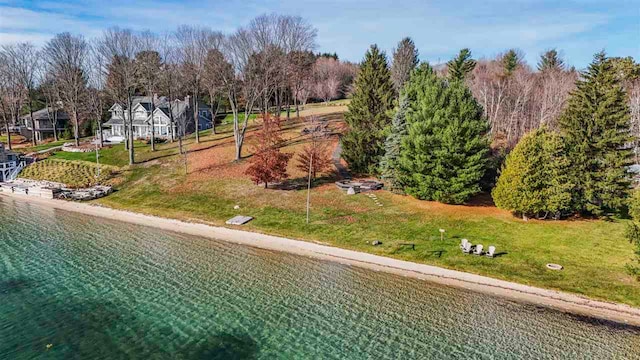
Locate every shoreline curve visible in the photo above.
<box><xmin>2</xmin><ymin>191</ymin><xmax>640</xmax><ymax>327</ymax></box>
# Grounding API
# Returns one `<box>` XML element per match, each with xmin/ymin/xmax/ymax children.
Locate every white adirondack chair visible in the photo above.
<box><xmin>473</xmin><ymin>244</ymin><xmax>484</xmax><ymax>255</ymax></box>
<box><xmin>486</xmin><ymin>246</ymin><xmax>496</xmax><ymax>258</ymax></box>
<box><xmin>460</xmin><ymin>239</ymin><xmax>468</xmax><ymax>250</ymax></box>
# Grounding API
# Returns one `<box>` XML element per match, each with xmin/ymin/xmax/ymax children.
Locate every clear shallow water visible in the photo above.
<box><xmin>0</xmin><ymin>198</ymin><xmax>639</xmax><ymax>359</ymax></box>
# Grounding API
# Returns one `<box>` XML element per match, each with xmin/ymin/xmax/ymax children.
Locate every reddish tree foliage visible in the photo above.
<box><xmin>245</xmin><ymin>113</ymin><xmax>292</xmax><ymax>188</ymax></box>
<box><xmin>296</xmin><ymin>140</ymin><xmax>332</xmax><ymax>179</ymax></box>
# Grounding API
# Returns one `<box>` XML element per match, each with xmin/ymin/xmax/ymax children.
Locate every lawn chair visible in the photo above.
<box><xmin>460</xmin><ymin>239</ymin><xmax>468</xmax><ymax>250</ymax></box>
<box><xmin>485</xmin><ymin>246</ymin><xmax>496</xmax><ymax>258</ymax></box>
<box><xmin>462</xmin><ymin>242</ymin><xmax>473</xmax><ymax>254</ymax></box>
<box><xmin>473</xmin><ymin>244</ymin><xmax>484</xmax><ymax>255</ymax></box>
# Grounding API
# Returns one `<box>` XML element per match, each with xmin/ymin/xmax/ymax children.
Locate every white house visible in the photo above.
<box><xmin>102</xmin><ymin>96</ymin><xmax>212</xmax><ymax>141</ymax></box>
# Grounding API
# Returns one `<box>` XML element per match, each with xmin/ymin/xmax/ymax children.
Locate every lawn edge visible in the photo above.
<box><xmin>2</xmin><ymin>191</ymin><xmax>639</xmax><ymax>327</ymax></box>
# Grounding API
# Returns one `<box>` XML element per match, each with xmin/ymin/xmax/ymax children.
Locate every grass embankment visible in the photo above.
<box><xmin>20</xmin><ymin>159</ymin><xmax>117</xmax><ymax>188</ymax></box>
<box><xmin>83</xmin><ymin>111</ymin><xmax>639</xmax><ymax>307</ymax></box>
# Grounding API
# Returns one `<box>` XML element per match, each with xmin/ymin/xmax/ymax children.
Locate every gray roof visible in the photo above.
<box><xmin>22</xmin><ymin>107</ymin><xmax>70</xmax><ymax>121</ymax></box>
<box><xmin>104</xmin><ymin>98</ymin><xmax>191</xmax><ymax>127</ymax></box>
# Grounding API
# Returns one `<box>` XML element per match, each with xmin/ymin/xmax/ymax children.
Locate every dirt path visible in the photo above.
<box><xmin>332</xmin><ymin>139</ymin><xmax>350</xmax><ymax>179</ymax></box>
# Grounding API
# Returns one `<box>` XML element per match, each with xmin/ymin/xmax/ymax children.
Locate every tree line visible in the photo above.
<box><xmin>342</xmin><ymin>37</ymin><xmax>640</xmax><ymax>219</ymax></box>
<box><xmin>0</xmin><ymin>14</ymin><xmax>358</xmax><ymax>165</ymax></box>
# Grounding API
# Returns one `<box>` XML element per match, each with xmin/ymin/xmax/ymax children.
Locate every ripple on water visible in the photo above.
<box><xmin>0</xmin><ymin>197</ymin><xmax>639</xmax><ymax>359</ymax></box>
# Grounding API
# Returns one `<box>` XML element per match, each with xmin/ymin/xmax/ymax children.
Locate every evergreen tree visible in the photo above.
<box><xmin>341</xmin><ymin>45</ymin><xmax>395</xmax><ymax>174</ymax></box>
<box><xmin>398</xmin><ymin>63</ymin><xmax>490</xmax><ymax>204</ymax></box>
<box><xmin>390</xmin><ymin>37</ymin><xmax>419</xmax><ymax>94</ymax></box>
<box><xmin>380</xmin><ymin>95</ymin><xmax>410</xmax><ymax>192</ymax></box>
<box><xmin>542</xmin><ymin>130</ymin><xmax>575</xmax><ymax>216</ymax></box>
<box><xmin>492</xmin><ymin>127</ymin><xmax>574</xmax><ymax>219</ymax></box>
<box><xmin>502</xmin><ymin>49</ymin><xmax>521</xmax><ymax>76</ymax></box>
<box><xmin>537</xmin><ymin>49</ymin><xmax>565</xmax><ymax>72</ymax></box>
<box><xmin>559</xmin><ymin>51</ymin><xmax>633</xmax><ymax>216</ymax></box>
<box><xmin>608</xmin><ymin>56</ymin><xmax>640</xmax><ymax>83</ymax></box>
<box><xmin>447</xmin><ymin>48</ymin><xmax>476</xmax><ymax>82</ymax></box>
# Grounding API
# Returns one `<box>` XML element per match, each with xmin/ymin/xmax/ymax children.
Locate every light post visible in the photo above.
<box><xmin>95</xmin><ymin>135</ymin><xmax>101</xmax><ymax>181</ymax></box>
<box><xmin>306</xmin><ymin>152</ymin><xmax>313</xmax><ymax>224</ymax></box>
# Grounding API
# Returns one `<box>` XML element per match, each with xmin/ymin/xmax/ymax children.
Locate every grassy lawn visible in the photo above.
<box><xmin>15</xmin><ymin>139</ymin><xmax>73</xmax><ymax>153</ymax></box>
<box><xmin>20</xmin><ymin>109</ymin><xmax>640</xmax><ymax>306</ymax></box>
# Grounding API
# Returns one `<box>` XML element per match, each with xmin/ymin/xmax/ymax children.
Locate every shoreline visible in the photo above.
<box><xmin>2</xmin><ymin>191</ymin><xmax>640</xmax><ymax>327</ymax></box>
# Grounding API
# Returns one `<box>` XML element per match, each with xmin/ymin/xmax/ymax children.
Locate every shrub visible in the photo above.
<box><xmin>492</xmin><ymin>127</ymin><xmax>574</xmax><ymax>219</ymax></box>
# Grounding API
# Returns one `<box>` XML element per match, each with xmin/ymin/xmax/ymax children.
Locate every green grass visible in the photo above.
<box><xmin>25</xmin><ymin>113</ymin><xmax>640</xmax><ymax>307</ymax></box>
<box><xmin>16</xmin><ymin>139</ymin><xmax>74</xmax><ymax>154</ymax></box>
<box><xmin>50</xmin><ymin>142</ymin><xmax>157</xmax><ymax>167</ymax></box>
<box><xmin>20</xmin><ymin>159</ymin><xmax>117</xmax><ymax>187</ymax></box>
<box><xmin>98</xmin><ymin>168</ymin><xmax>639</xmax><ymax>306</ymax></box>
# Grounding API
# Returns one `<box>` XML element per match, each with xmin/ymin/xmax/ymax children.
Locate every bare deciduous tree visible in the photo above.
<box><xmin>468</xmin><ymin>51</ymin><xmax>576</xmax><ymax>148</ymax></box>
<box><xmin>158</xmin><ymin>34</ymin><xmax>182</xmax><ymax>145</ymax></box>
<box><xmin>175</xmin><ymin>26</ymin><xmax>222</xmax><ymax>144</ymax></box>
<box><xmin>312</xmin><ymin>57</ymin><xmax>352</xmax><ymax>104</ymax></box>
<box><xmin>87</xmin><ymin>41</ymin><xmax>108</xmax><ymax>147</ymax></box>
<box><xmin>42</xmin><ymin>33</ymin><xmax>89</xmax><ymax>146</ymax></box>
<box><xmin>390</xmin><ymin>37</ymin><xmax>419</xmax><ymax>93</ymax></box>
<box><xmin>97</xmin><ymin>27</ymin><xmax>139</xmax><ymax>165</ymax></box>
<box><xmin>0</xmin><ymin>48</ymin><xmax>27</xmax><ymax>149</ymax></box>
<box><xmin>224</xmin><ymin>28</ymin><xmax>268</xmax><ymax>161</ymax></box>
<box><xmin>288</xmin><ymin>50</ymin><xmax>314</xmax><ymax>118</ymax></box>
<box><xmin>135</xmin><ymin>32</ymin><xmax>162</xmax><ymax>150</ymax></box>
<box><xmin>39</xmin><ymin>70</ymin><xmax>61</xmax><ymax>142</ymax></box>
<box><xmin>203</xmin><ymin>48</ymin><xmax>229</xmax><ymax>135</ymax></box>
<box><xmin>3</xmin><ymin>43</ymin><xmax>40</xmax><ymax>145</ymax></box>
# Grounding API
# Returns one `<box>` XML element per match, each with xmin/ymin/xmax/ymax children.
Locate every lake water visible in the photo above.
<box><xmin>1</xmin><ymin>197</ymin><xmax>639</xmax><ymax>359</ymax></box>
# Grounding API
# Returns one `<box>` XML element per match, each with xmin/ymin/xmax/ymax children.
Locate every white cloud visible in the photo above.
<box><xmin>0</xmin><ymin>32</ymin><xmax>53</xmax><ymax>45</ymax></box>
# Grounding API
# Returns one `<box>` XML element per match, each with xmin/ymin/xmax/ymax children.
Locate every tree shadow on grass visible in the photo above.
<box><xmin>273</xmin><ymin>173</ymin><xmax>339</xmax><ymax>191</ymax></box>
<box><xmin>463</xmin><ymin>193</ymin><xmax>495</xmax><ymax>207</ymax></box>
<box><xmin>423</xmin><ymin>250</ymin><xmax>446</xmax><ymax>258</ymax></box>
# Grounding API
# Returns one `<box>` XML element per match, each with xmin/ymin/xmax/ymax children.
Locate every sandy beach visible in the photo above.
<box><xmin>2</xmin><ymin>190</ymin><xmax>640</xmax><ymax>327</ymax></box>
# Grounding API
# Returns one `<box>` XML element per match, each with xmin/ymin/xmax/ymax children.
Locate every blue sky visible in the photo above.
<box><xmin>0</xmin><ymin>0</ymin><xmax>638</xmax><ymax>68</ymax></box>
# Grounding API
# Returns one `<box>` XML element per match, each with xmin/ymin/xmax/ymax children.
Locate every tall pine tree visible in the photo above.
<box><xmin>341</xmin><ymin>45</ymin><xmax>395</xmax><ymax>174</ymax></box>
<box><xmin>502</xmin><ymin>49</ymin><xmax>521</xmax><ymax>76</ymax></box>
<box><xmin>537</xmin><ymin>49</ymin><xmax>565</xmax><ymax>72</ymax></box>
<box><xmin>447</xmin><ymin>48</ymin><xmax>476</xmax><ymax>82</ymax></box>
<box><xmin>380</xmin><ymin>95</ymin><xmax>410</xmax><ymax>193</ymax></box>
<box><xmin>559</xmin><ymin>51</ymin><xmax>632</xmax><ymax>216</ymax></box>
<box><xmin>398</xmin><ymin>63</ymin><xmax>490</xmax><ymax>204</ymax></box>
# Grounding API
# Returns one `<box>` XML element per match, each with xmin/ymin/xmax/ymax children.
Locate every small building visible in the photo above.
<box><xmin>0</xmin><ymin>142</ymin><xmax>20</xmax><ymax>182</ymax></box>
<box><xmin>102</xmin><ymin>96</ymin><xmax>212</xmax><ymax>141</ymax></box>
<box><xmin>19</xmin><ymin>107</ymin><xmax>70</xmax><ymax>142</ymax></box>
